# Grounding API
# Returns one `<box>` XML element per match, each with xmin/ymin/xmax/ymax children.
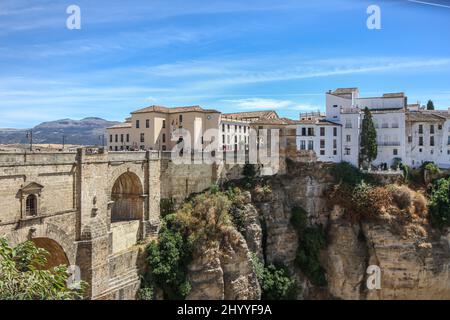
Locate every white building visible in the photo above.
<box><xmin>297</xmin><ymin>87</ymin><xmax>450</xmax><ymax>169</ymax></box>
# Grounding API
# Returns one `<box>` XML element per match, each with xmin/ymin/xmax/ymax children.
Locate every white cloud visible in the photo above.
<box><xmin>222</xmin><ymin>98</ymin><xmax>321</xmax><ymax>112</ymax></box>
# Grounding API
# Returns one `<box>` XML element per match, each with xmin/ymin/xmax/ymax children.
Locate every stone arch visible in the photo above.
<box><xmin>31</xmin><ymin>237</ymin><xmax>70</xmax><ymax>269</ymax></box>
<box><xmin>111</xmin><ymin>171</ymin><xmax>144</xmax><ymax>222</ymax></box>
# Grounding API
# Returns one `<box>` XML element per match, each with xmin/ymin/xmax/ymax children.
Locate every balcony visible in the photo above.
<box><xmin>377</xmin><ymin>141</ymin><xmax>401</xmax><ymax>147</ymax></box>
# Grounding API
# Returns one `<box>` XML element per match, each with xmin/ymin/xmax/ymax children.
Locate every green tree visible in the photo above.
<box><xmin>427</xmin><ymin>100</ymin><xmax>435</xmax><ymax>111</ymax></box>
<box><xmin>360</xmin><ymin>107</ymin><xmax>378</xmax><ymax>166</ymax></box>
<box><xmin>429</xmin><ymin>178</ymin><xmax>450</xmax><ymax>229</ymax></box>
<box><xmin>0</xmin><ymin>238</ymin><xmax>86</xmax><ymax>300</ymax></box>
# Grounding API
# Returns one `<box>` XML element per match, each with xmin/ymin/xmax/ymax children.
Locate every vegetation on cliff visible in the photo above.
<box><xmin>428</xmin><ymin>177</ymin><xmax>450</xmax><ymax>229</ymax></box>
<box><xmin>291</xmin><ymin>207</ymin><xmax>327</xmax><ymax>286</ymax></box>
<box><xmin>0</xmin><ymin>238</ymin><xmax>86</xmax><ymax>300</ymax></box>
<box><xmin>251</xmin><ymin>253</ymin><xmax>297</xmax><ymax>300</ymax></box>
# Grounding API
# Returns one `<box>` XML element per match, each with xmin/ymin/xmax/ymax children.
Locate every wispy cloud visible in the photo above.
<box><xmin>222</xmin><ymin>98</ymin><xmax>321</xmax><ymax>112</ymax></box>
<box><xmin>407</xmin><ymin>0</ymin><xmax>450</xmax><ymax>9</ymax></box>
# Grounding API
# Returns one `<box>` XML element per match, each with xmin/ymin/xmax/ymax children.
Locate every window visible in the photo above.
<box><xmin>115</xmin><ymin>146</ymin><xmax>118</xmax><ymax>151</ymax></box>
<box><xmin>382</xmin><ymin>121</ymin><xmax>389</xmax><ymax>128</ymax></box>
<box><xmin>110</xmin><ymin>135</ymin><xmax>113</xmax><ymax>143</ymax></box>
<box><xmin>222</xmin><ymin>124</ymin><xmax>225</xmax><ymax>132</ymax></box>
<box><xmin>346</xmin><ymin>135</ymin><xmax>351</xmax><ymax>143</ymax></box>
<box><xmin>301</xmin><ymin>128</ymin><xmax>306</xmax><ymax>136</ymax></box>
<box><xmin>120</xmin><ymin>134</ymin><xmax>124</xmax><ymax>143</ymax></box>
<box><xmin>115</xmin><ymin>134</ymin><xmax>118</xmax><ymax>143</ymax></box>
<box><xmin>162</xmin><ymin>134</ymin><xmax>166</xmax><ymax>143</ymax></box>
<box><xmin>320</xmin><ymin>150</ymin><xmax>325</xmax><ymax>155</ymax></box>
<box><xmin>162</xmin><ymin>145</ymin><xmax>167</xmax><ymax>151</ymax></box>
<box><xmin>419</xmin><ymin>136</ymin><xmax>423</xmax><ymax>146</ymax></box>
<box><xmin>120</xmin><ymin>146</ymin><xmax>124</xmax><ymax>151</ymax></box>
<box><xmin>430</xmin><ymin>125</ymin><xmax>435</xmax><ymax>134</ymax></box>
<box><xmin>140</xmin><ymin>133</ymin><xmax>145</xmax><ymax>143</ymax></box>
<box><xmin>25</xmin><ymin>194</ymin><xmax>37</xmax><ymax>216</ymax></box>
<box><xmin>408</xmin><ymin>136</ymin><xmax>412</xmax><ymax>143</ymax></box>
<box><xmin>244</xmin><ymin>126</ymin><xmax>247</xmax><ymax>133</ymax></box>
<box><xmin>308</xmin><ymin>140</ymin><xmax>314</xmax><ymax>150</ymax></box>
<box><xmin>222</xmin><ymin>135</ymin><xmax>225</xmax><ymax>143</ymax></box>
<box><xmin>146</xmin><ymin>119</ymin><xmax>150</xmax><ymax>128</ymax></box>
<box><xmin>227</xmin><ymin>124</ymin><xmax>230</xmax><ymax>132</ymax></box>
<box><xmin>333</xmin><ymin>150</ymin><xmax>337</xmax><ymax>156</ymax></box>
<box><xmin>320</xmin><ymin>139</ymin><xmax>325</xmax><ymax>149</ymax></box>
<box><xmin>418</xmin><ymin>124</ymin><xmax>423</xmax><ymax>134</ymax></box>
<box><xmin>162</xmin><ymin>120</ymin><xmax>166</xmax><ymax>129</ymax></box>
<box><xmin>393</xmin><ymin>149</ymin><xmax>398</xmax><ymax>156</ymax></box>
<box><xmin>307</xmin><ymin>128</ymin><xmax>314</xmax><ymax>136</ymax></box>
<box><xmin>333</xmin><ymin>127</ymin><xmax>337</xmax><ymax>137</ymax></box>
<box><xmin>320</xmin><ymin>127</ymin><xmax>325</xmax><ymax>136</ymax></box>
<box><xmin>333</xmin><ymin>104</ymin><xmax>338</xmax><ymax>108</ymax></box>
<box><xmin>344</xmin><ymin>148</ymin><xmax>351</xmax><ymax>155</ymax></box>
<box><xmin>333</xmin><ymin>139</ymin><xmax>337</xmax><ymax>149</ymax></box>
<box><xmin>438</xmin><ymin>124</ymin><xmax>442</xmax><ymax>130</ymax></box>
<box><xmin>448</xmin><ymin>136</ymin><xmax>450</xmax><ymax>145</ymax></box>
<box><xmin>179</xmin><ymin>115</ymin><xmax>183</xmax><ymax>123</ymax></box>
<box><xmin>300</xmin><ymin>140</ymin><xmax>306</xmax><ymax>150</ymax></box>
<box><xmin>345</xmin><ymin>119</ymin><xmax>352</xmax><ymax>129</ymax></box>
<box><xmin>430</xmin><ymin>136</ymin><xmax>435</xmax><ymax>146</ymax></box>
<box><xmin>136</xmin><ymin>120</ymin><xmax>140</xmax><ymax>129</ymax></box>
<box><xmin>126</xmin><ymin>134</ymin><xmax>130</xmax><ymax>142</ymax></box>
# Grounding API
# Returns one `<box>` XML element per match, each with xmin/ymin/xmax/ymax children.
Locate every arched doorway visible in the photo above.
<box><xmin>111</xmin><ymin>172</ymin><xmax>144</xmax><ymax>222</ymax></box>
<box><xmin>31</xmin><ymin>238</ymin><xmax>70</xmax><ymax>269</ymax></box>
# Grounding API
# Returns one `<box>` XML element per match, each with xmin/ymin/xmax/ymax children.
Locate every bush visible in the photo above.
<box><xmin>290</xmin><ymin>207</ymin><xmax>327</xmax><ymax>286</ymax></box>
<box><xmin>146</xmin><ymin>226</ymin><xmax>193</xmax><ymax>300</ymax></box>
<box><xmin>352</xmin><ymin>182</ymin><xmax>392</xmax><ymax>220</ymax></box>
<box><xmin>251</xmin><ymin>254</ymin><xmax>297</xmax><ymax>300</ymax></box>
<box><xmin>389</xmin><ymin>185</ymin><xmax>412</xmax><ymax>210</ymax></box>
<box><xmin>423</xmin><ymin>162</ymin><xmax>440</xmax><ymax>175</ymax></box>
<box><xmin>137</xmin><ymin>286</ymin><xmax>154</xmax><ymax>300</ymax></box>
<box><xmin>428</xmin><ymin>178</ymin><xmax>450</xmax><ymax>229</ymax></box>
<box><xmin>160</xmin><ymin>198</ymin><xmax>176</xmax><ymax>218</ymax></box>
<box><xmin>0</xmin><ymin>238</ymin><xmax>86</xmax><ymax>300</ymax></box>
<box><xmin>331</xmin><ymin>162</ymin><xmax>366</xmax><ymax>186</ymax></box>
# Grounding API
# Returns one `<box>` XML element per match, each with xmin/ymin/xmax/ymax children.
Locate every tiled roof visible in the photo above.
<box><xmin>253</xmin><ymin>117</ymin><xmax>298</xmax><ymax>125</ymax></box>
<box><xmin>406</xmin><ymin>111</ymin><xmax>446</xmax><ymax>122</ymax></box>
<box><xmin>107</xmin><ymin>122</ymin><xmax>132</xmax><ymax>129</ymax></box>
<box><xmin>131</xmin><ymin>105</ymin><xmax>220</xmax><ymax>114</ymax></box>
<box><xmin>429</xmin><ymin>110</ymin><xmax>450</xmax><ymax>119</ymax></box>
<box><xmin>223</xmin><ymin>110</ymin><xmax>279</xmax><ymax>121</ymax></box>
<box><xmin>382</xmin><ymin>92</ymin><xmax>405</xmax><ymax>98</ymax></box>
<box><xmin>332</xmin><ymin>88</ymin><xmax>359</xmax><ymax>95</ymax></box>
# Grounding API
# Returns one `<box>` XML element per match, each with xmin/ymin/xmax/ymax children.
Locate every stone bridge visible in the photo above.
<box><xmin>0</xmin><ymin>148</ymin><xmax>241</xmax><ymax>299</ymax></box>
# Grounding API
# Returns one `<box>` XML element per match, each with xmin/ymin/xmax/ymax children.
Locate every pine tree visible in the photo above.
<box><xmin>360</xmin><ymin>107</ymin><xmax>378</xmax><ymax>166</ymax></box>
<box><xmin>427</xmin><ymin>100</ymin><xmax>435</xmax><ymax>110</ymax></box>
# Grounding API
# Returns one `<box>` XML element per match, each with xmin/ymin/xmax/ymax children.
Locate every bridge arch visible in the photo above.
<box><xmin>111</xmin><ymin>171</ymin><xmax>144</xmax><ymax>222</ymax></box>
<box><xmin>31</xmin><ymin>237</ymin><xmax>70</xmax><ymax>269</ymax></box>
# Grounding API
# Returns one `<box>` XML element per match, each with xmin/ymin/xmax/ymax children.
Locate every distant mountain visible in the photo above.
<box><xmin>0</xmin><ymin>117</ymin><xmax>120</xmax><ymax>146</ymax></box>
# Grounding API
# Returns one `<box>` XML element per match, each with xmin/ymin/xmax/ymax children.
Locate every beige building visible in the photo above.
<box><xmin>108</xmin><ymin>106</ymin><xmax>221</xmax><ymax>152</ymax></box>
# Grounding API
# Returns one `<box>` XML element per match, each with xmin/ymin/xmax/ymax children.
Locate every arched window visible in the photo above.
<box><xmin>26</xmin><ymin>194</ymin><xmax>37</xmax><ymax>216</ymax></box>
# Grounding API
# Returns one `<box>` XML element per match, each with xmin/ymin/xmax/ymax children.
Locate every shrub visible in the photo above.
<box><xmin>0</xmin><ymin>238</ymin><xmax>87</xmax><ymax>300</ymax></box>
<box><xmin>352</xmin><ymin>182</ymin><xmax>392</xmax><ymax>220</ymax></box>
<box><xmin>137</xmin><ymin>286</ymin><xmax>154</xmax><ymax>300</ymax></box>
<box><xmin>290</xmin><ymin>207</ymin><xmax>327</xmax><ymax>286</ymax></box>
<box><xmin>390</xmin><ymin>185</ymin><xmax>412</xmax><ymax>210</ymax></box>
<box><xmin>423</xmin><ymin>162</ymin><xmax>440</xmax><ymax>175</ymax></box>
<box><xmin>243</xmin><ymin>164</ymin><xmax>257</xmax><ymax>179</ymax></box>
<box><xmin>428</xmin><ymin>178</ymin><xmax>450</xmax><ymax>229</ymax></box>
<box><xmin>160</xmin><ymin>198</ymin><xmax>176</xmax><ymax>218</ymax></box>
<box><xmin>146</xmin><ymin>226</ymin><xmax>193</xmax><ymax>300</ymax></box>
<box><xmin>251</xmin><ymin>254</ymin><xmax>297</xmax><ymax>300</ymax></box>
<box><xmin>331</xmin><ymin>162</ymin><xmax>366</xmax><ymax>186</ymax></box>
<box><xmin>295</xmin><ymin>226</ymin><xmax>327</xmax><ymax>286</ymax></box>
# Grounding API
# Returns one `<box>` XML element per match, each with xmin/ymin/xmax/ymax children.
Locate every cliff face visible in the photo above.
<box><xmin>184</xmin><ymin>162</ymin><xmax>450</xmax><ymax>300</ymax></box>
<box><xmin>326</xmin><ymin>206</ymin><xmax>450</xmax><ymax>299</ymax></box>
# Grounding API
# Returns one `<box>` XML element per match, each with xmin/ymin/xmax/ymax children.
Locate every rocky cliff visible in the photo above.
<box><xmin>159</xmin><ymin>161</ymin><xmax>450</xmax><ymax>300</ymax></box>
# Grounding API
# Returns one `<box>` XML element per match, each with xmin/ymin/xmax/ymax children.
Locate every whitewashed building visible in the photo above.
<box><xmin>296</xmin><ymin>87</ymin><xmax>450</xmax><ymax>169</ymax></box>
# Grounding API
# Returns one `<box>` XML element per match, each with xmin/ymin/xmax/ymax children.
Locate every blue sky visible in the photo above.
<box><xmin>1</xmin><ymin>0</ymin><xmax>450</xmax><ymax>128</ymax></box>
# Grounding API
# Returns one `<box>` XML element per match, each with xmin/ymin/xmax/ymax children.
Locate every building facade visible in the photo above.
<box><xmin>297</xmin><ymin>88</ymin><xmax>450</xmax><ymax>169</ymax></box>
